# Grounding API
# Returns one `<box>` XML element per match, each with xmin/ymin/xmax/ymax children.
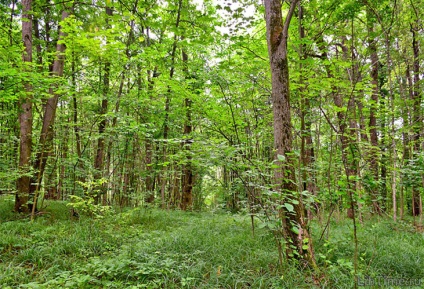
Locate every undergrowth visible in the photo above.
<box><xmin>1</xmin><ymin>195</ymin><xmax>423</xmax><ymax>288</ymax></box>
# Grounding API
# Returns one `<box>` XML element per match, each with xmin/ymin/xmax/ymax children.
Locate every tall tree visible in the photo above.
<box><xmin>158</xmin><ymin>0</ymin><xmax>184</xmax><ymax>208</ymax></box>
<box><xmin>180</xmin><ymin>49</ymin><xmax>193</xmax><ymax>210</ymax></box>
<box><xmin>93</xmin><ymin>5</ymin><xmax>113</xmax><ymax>204</ymax></box>
<box><xmin>297</xmin><ymin>2</ymin><xmax>317</xmax><ymax>217</ymax></box>
<box><xmin>366</xmin><ymin>5</ymin><xmax>382</xmax><ymax>213</ymax></box>
<box><xmin>410</xmin><ymin>14</ymin><xmax>422</xmax><ymax>218</ymax></box>
<box><xmin>264</xmin><ymin>0</ymin><xmax>315</xmax><ymax>265</ymax></box>
<box><xmin>30</xmin><ymin>9</ymin><xmax>70</xmax><ymax>213</ymax></box>
<box><xmin>15</xmin><ymin>0</ymin><xmax>33</xmax><ymax>212</ymax></box>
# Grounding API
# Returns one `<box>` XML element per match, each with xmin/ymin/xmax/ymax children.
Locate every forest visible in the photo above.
<box><xmin>0</xmin><ymin>0</ymin><xmax>423</xmax><ymax>288</ymax></box>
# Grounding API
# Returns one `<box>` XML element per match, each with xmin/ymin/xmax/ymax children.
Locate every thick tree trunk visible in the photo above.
<box><xmin>264</xmin><ymin>0</ymin><xmax>315</xmax><ymax>265</ymax></box>
<box><xmin>15</xmin><ymin>0</ymin><xmax>33</xmax><ymax>212</ymax></box>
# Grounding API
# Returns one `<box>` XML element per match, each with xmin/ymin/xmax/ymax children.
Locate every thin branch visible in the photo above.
<box><xmin>239</xmin><ymin>44</ymin><xmax>267</xmax><ymax>61</ymax></box>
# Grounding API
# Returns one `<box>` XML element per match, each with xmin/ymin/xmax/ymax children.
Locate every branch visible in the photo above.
<box><xmin>239</xmin><ymin>44</ymin><xmax>267</xmax><ymax>61</ymax></box>
<box><xmin>319</xmin><ymin>106</ymin><xmax>339</xmax><ymax>134</ymax></box>
<box><xmin>282</xmin><ymin>0</ymin><xmax>300</xmax><ymax>39</ymax></box>
<box><xmin>305</xmin><ymin>52</ymin><xmax>326</xmax><ymax>59</ymax></box>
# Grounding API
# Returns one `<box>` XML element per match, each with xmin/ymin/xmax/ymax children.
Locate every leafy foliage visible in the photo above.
<box><xmin>1</xmin><ymin>199</ymin><xmax>424</xmax><ymax>288</ymax></box>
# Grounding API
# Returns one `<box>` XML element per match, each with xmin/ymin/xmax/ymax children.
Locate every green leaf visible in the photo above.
<box><xmin>290</xmin><ymin>199</ymin><xmax>299</xmax><ymax>205</ymax></box>
<box><xmin>277</xmin><ymin>154</ymin><xmax>286</xmax><ymax>162</ymax></box>
<box><xmin>284</xmin><ymin>203</ymin><xmax>294</xmax><ymax>212</ymax></box>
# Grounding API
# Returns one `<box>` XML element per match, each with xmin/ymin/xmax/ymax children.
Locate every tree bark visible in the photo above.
<box><xmin>30</xmin><ymin>10</ymin><xmax>69</xmax><ymax>211</ymax></box>
<box><xmin>264</xmin><ymin>0</ymin><xmax>315</xmax><ymax>265</ymax></box>
<box><xmin>15</xmin><ymin>0</ymin><xmax>33</xmax><ymax>212</ymax></box>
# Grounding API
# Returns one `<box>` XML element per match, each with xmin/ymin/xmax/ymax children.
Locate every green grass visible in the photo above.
<box><xmin>1</xmin><ymin>196</ymin><xmax>423</xmax><ymax>288</ymax></box>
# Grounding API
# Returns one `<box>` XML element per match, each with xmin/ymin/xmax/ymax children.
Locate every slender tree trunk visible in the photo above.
<box><xmin>57</xmin><ymin>126</ymin><xmax>68</xmax><ymax>200</ymax></box>
<box><xmin>8</xmin><ymin>0</ymin><xmax>16</xmax><ymax>46</ymax></box>
<box><xmin>180</xmin><ymin>101</ymin><xmax>193</xmax><ymax>210</ymax></box>
<box><xmin>94</xmin><ymin>6</ymin><xmax>112</xmax><ymax>204</ymax></box>
<box><xmin>411</xmin><ymin>21</ymin><xmax>422</xmax><ymax>217</ymax></box>
<box><xmin>384</xmin><ymin>31</ymin><xmax>396</xmax><ymax>222</ymax></box>
<box><xmin>400</xmin><ymin>69</ymin><xmax>411</xmax><ymax>220</ymax></box>
<box><xmin>180</xmin><ymin>49</ymin><xmax>193</xmax><ymax>210</ymax></box>
<box><xmin>159</xmin><ymin>0</ymin><xmax>183</xmax><ymax>208</ymax></box>
<box><xmin>319</xmin><ymin>38</ymin><xmax>358</xmax><ymax>218</ymax></box>
<box><xmin>317</xmin><ymin>30</ymin><xmax>359</xmax><ymax>282</ymax></box>
<box><xmin>356</xmin><ymin>99</ymin><xmax>369</xmax><ymax>143</ymax></box>
<box><xmin>29</xmin><ymin>10</ymin><xmax>69</xmax><ymax>211</ymax></box>
<box><xmin>93</xmin><ymin>78</ymin><xmax>109</xmax><ymax>202</ymax></box>
<box><xmin>298</xmin><ymin>3</ymin><xmax>317</xmax><ymax>218</ymax></box>
<box><xmin>32</xmin><ymin>10</ymin><xmax>43</xmax><ymax>69</ymax></box>
<box><xmin>70</xmin><ymin>51</ymin><xmax>89</xmax><ymax>198</ymax></box>
<box><xmin>71</xmin><ymin>61</ymin><xmax>82</xmax><ymax>160</ymax></box>
<box><xmin>15</xmin><ymin>0</ymin><xmax>33</xmax><ymax>212</ymax></box>
<box><xmin>104</xmin><ymin>0</ymin><xmax>138</xmax><ymax>206</ymax></box>
<box><xmin>44</xmin><ymin>0</ymin><xmax>53</xmax><ymax>72</ymax></box>
<box><xmin>264</xmin><ymin>0</ymin><xmax>315</xmax><ymax>266</ymax></box>
<box><xmin>104</xmin><ymin>68</ymin><xmax>125</xmax><ymax>206</ymax></box>
<box><xmin>366</xmin><ymin>8</ymin><xmax>382</xmax><ymax>213</ymax></box>
<box><xmin>144</xmin><ymin>30</ymin><xmax>157</xmax><ymax>204</ymax></box>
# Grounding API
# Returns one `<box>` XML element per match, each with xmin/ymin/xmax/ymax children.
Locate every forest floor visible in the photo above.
<box><xmin>1</xmin><ymin>195</ymin><xmax>423</xmax><ymax>288</ymax></box>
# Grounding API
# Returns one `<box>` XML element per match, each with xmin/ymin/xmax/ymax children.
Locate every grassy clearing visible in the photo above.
<box><xmin>1</xmin><ymin>196</ymin><xmax>423</xmax><ymax>288</ymax></box>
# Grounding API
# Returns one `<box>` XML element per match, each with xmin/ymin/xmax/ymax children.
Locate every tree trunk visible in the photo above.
<box><xmin>411</xmin><ymin>21</ymin><xmax>422</xmax><ymax>217</ymax></box>
<box><xmin>70</xmin><ymin>52</ymin><xmax>86</xmax><ymax>194</ymax></box>
<box><xmin>298</xmin><ymin>3</ymin><xmax>317</xmax><ymax>218</ymax></box>
<box><xmin>143</xmin><ymin>25</ymin><xmax>156</xmax><ymax>203</ymax></box>
<box><xmin>158</xmin><ymin>0</ymin><xmax>183</xmax><ymax>208</ymax></box>
<box><xmin>30</xmin><ymin>10</ymin><xmax>69</xmax><ymax>210</ymax></box>
<box><xmin>104</xmin><ymin>66</ymin><xmax>124</xmax><ymax>205</ymax></box>
<box><xmin>366</xmin><ymin>8</ymin><xmax>382</xmax><ymax>214</ymax></box>
<box><xmin>57</xmin><ymin>127</ymin><xmax>68</xmax><ymax>200</ymax></box>
<box><xmin>180</xmin><ymin>49</ymin><xmax>193</xmax><ymax>211</ymax></box>
<box><xmin>318</xmin><ymin>37</ymin><xmax>358</xmax><ymax>218</ymax></box>
<box><xmin>401</xmin><ymin>68</ymin><xmax>411</xmax><ymax>220</ymax></box>
<box><xmin>15</xmin><ymin>0</ymin><xmax>33</xmax><ymax>212</ymax></box>
<box><xmin>93</xmin><ymin>6</ymin><xmax>113</xmax><ymax>204</ymax></box>
<box><xmin>264</xmin><ymin>0</ymin><xmax>315</xmax><ymax>266</ymax></box>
